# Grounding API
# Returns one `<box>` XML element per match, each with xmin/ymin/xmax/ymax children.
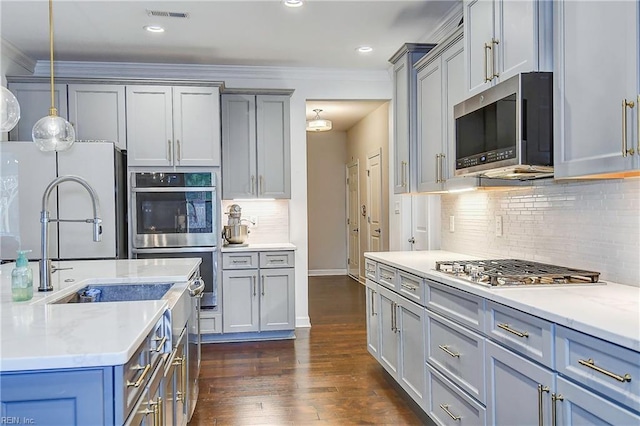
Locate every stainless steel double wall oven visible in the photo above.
<box><xmin>130</xmin><ymin>171</ymin><xmax>219</xmax><ymax>309</ymax></box>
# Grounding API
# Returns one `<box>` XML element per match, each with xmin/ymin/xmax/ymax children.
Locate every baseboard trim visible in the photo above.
<box><xmin>296</xmin><ymin>316</ymin><xmax>311</xmax><ymax>328</ymax></box>
<box><xmin>308</xmin><ymin>269</ymin><xmax>347</xmax><ymax>277</ymax></box>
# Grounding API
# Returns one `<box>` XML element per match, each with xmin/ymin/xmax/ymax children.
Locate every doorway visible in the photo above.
<box><xmin>346</xmin><ymin>160</ymin><xmax>360</xmax><ymax>280</ymax></box>
<box><xmin>366</xmin><ymin>148</ymin><xmax>383</xmax><ymax>253</ymax></box>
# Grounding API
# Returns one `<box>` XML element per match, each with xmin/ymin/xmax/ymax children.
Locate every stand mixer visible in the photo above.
<box><xmin>222</xmin><ymin>204</ymin><xmax>252</xmax><ymax>246</ymax></box>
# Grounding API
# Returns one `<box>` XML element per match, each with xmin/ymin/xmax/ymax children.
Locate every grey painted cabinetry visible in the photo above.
<box><xmin>553</xmin><ymin>0</ymin><xmax>639</xmax><ymax>178</ymax></box>
<box><xmin>389</xmin><ymin>43</ymin><xmax>435</xmax><ymax>194</ymax></box>
<box><xmin>221</xmin><ymin>94</ymin><xmax>291</xmax><ymax>199</ymax></box>
<box><xmin>221</xmin><ymin>251</ymin><xmax>295</xmax><ymax>334</ymax></box>
<box><xmin>463</xmin><ymin>0</ymin><xmax>552</xmax><ymax>96</ymax></box>
<box><xmin>127</xmin><ymin>85</ymin><xmax>221</xmax><ymax>167</ymax></box>
<box><xmin>7</xmin><ymin>82</ymin><xmax>67</xmax><ymax>142</ymax></box>
<box><xmin>415</xmin><ymin>29</ymin><xmax>465</xmax><ymax>193</ymax></box>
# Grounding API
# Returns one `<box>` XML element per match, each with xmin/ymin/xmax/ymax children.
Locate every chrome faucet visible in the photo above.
<box><xmin>39</xmin><ymin>175</ymin><xmax>102</xmax><ymax>292</ymax></box>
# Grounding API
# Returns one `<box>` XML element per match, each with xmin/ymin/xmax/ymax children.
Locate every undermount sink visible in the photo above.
<box><xmin>51</xmin><ymin>283</ymin><xmax>173</xmax><ymax>304</ymax></box>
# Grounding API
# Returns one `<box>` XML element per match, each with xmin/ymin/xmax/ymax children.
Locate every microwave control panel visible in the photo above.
<box><xmin>456</xmin><ymin>148</ymin><xmax>516</xmax><ymax>170</ymax></box>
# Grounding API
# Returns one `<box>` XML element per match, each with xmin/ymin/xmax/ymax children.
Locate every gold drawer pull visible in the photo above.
<box><xmin>578</xmin><ymin>358</ymin><xmax>632</xmax><ymax>383</ymax></box>
<box><xmin>497</xmin><ymin>323</ymin><xmax>529</xmax><ymax>338</ymax></box>
<box><xmin>440</xmin><ymin>404</ymin><xmax>461</xmax><ymax>421</ymax></box>
<box><xmin>232</xmin><ymin>259</ymin><xmax>248</xmax><ymax>264</ymax></box>
<box><xmin>153</xmin><ymin>336</ymin><xmax>167</xmax><ymax>352</ymax></box>
<box><xmin>126</xmin><ymin>363</ymin><xmax>151</xmax><ymax>387</ymax></box>
<box><xmin>381</xmin><ymin>273</ymin><xmax>394</xmax><ymax>281</ymax></box>
<box><xmin>401</xmin><ymin>283</ymin><xmax>417</xmax><ymax>292</ymax></box>
<box><xmin>438</xmin><ymin>345</ymin><xmax>460</xmax><ymax>358</ymax></box>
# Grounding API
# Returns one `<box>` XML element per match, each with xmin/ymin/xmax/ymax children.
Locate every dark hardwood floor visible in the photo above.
<box><xmin>190</xmin><ymin>275</ymin><xmax>427</xmax><ymax>425</ymax></box>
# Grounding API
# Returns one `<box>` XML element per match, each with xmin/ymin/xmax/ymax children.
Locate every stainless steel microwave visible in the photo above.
<box><xmin>453</xmin><ymin>72</ymin><xmax>553</xmax><ymax>179</ymax></box>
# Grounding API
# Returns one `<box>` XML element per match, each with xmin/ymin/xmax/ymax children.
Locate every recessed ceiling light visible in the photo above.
<box><xmin>283</xmin><ymin>0</ymin><xmax>304</xmax><ymax>8</ymax></box>
<box><xmin>144</xmin><ymin>25</ymin><xmax>165</xmax><ymax>33</ymax></box>
<box><xmin>357</xmin><ymin>46</ymin><xmax>373</xmax><ymax>53</ymax></box>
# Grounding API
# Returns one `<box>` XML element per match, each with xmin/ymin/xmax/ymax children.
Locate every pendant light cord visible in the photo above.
<box><xmin>48</xmin><ymin>0</ymin><xmax>57</xmax><ymax>117</ymax></box>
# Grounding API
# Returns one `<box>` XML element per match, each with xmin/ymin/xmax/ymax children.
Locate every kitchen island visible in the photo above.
<box><xmin>0</xmin><ymin>258</ymin><xmax>201</xmax><ymax>425</ymax></box>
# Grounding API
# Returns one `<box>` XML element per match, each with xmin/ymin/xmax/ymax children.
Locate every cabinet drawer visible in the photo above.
<box><xmin>259</xmin><ymin>251</ymin><xmax>294</xmax><ymax>268</ymax></box>
<box><xmin>398</xmin><ymin>271</ymin><xmax>425</xmax><ymax>306</ymax></box>
<box><xmin>555</xmin><ymin>325</ymin><xmax>640</xmax><ymax>412</ymax></box>
<box><xmin>222</xmin><ymin>252</ymin><xmax>258</xmax><ymax>269</ymax></box>
<box><xmin>200</xmin><ymin>310</ymin><xmax>222</xmax><ymax>334</ymax></box>
<box><xmin>426</xmin><ymin>364</ymin><xmax>487</xmax><ymax>426</ymax></box>
<box><xmin>365</xmin><ymin>259</ymin><xmax>377</xmax><ymax>281</ymax></box>
<box><xmin>377</xmin><ymin>264</ymin><xmax>397</xmax><ymax>290</ymax></box>
<box><xmin>427</xmin><ymin>310</ymin><xmax>486</xmax><ymax>404</ymax></box>
<box><xmin>485</xmin><ymin>300</ymin><xmax>554</xmax><ymax>368</ymax></box>
<box><xmin>426</xmin><ymin>280</ymin><xmax>484</xmax><ymax>332</ymax></box>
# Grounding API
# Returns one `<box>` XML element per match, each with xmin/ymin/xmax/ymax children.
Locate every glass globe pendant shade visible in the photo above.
<box><xmin>1</xmin><ymin>86</ymin><xmax>21</xmax><ymax>133</ymax></box>
<box><xmin>32</xmin><ymin>113</ymin><xmax>75</xmax><ymax>152</ymax></box>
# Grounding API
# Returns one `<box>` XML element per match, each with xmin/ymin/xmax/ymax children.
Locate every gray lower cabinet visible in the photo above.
<box><xmin>222</xmin><ymin>251</ymin><xmax>295</xmax><ymax>334</ymax></box>
<box><xmin>222</xmin><ymin>94</ymin><xmax>291</xmax><ymax>199</ymax></box>
<box><xmin>7</xmin><ymin>82</ymin><xmax>67</xmax><ymax>142</ymax></box>
<box><xmin>365</xmin><ymin>279</ymin><xmax>380</xmax><ymax>358</ymax></box>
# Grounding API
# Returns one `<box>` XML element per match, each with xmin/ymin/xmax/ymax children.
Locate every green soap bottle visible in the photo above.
<box><xmin>12</xmin><ymin>250</ymin><xmax>33</xmax><ymax>302</ymax></box>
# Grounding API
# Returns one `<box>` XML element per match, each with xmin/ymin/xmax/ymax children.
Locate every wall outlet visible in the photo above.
<box><xmin>249</xmin><ymin>216</ymin><xmax>258</xmax><ymax>227</ymax></box>
<box><xmin>394</xmin><ymin>201</ymin><xmax>400</xmax><ymax>215</ymax></box>
<box><xmin>449</xmin><ymin>215</ymin><xmax>455</xmax><ymax>233</ymax></box>
<box><xmin>495</xmin><ymin>215</ymin><xmax>503</xmax><ymax>237</ymax></box>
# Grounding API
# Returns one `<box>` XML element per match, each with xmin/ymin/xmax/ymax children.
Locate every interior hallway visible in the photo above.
<box><xmin>190</xmin><ymin>275</ymin><xmax>427</xmax><ymax>425</ymax></box>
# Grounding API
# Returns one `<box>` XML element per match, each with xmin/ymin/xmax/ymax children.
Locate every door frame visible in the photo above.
<box><xmin>366</xmin><ymin>147</ymin><xmax>383</xmax><ymax>253</ymax></box>
<box><xmin>346</xmin><ymin>160</ymin><xmax>360</xmax><ymax>281</ymax></box>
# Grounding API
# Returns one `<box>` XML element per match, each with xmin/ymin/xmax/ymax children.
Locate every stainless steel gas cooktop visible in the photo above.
<box><xmin>434</xmin><ymin>259</ymin><xmax>603</xmax><ymax>287</ymax></box>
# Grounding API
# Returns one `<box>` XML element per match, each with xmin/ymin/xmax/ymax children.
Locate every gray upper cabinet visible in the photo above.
<box><xmin>389</xmin><ymin>44</ymin><xmax>435</xmax><ymax>194</ymax></box>
<box><xmin>553</xmin><ymin>0</ymin><xmax>639</xmax><ymax>178</ymax></box>
<box><xmin>127</xmin><ymin>85</ymin><xmax>220</xmax><ymax>167</ymax></box>
<box><xmin>222</xmin><ymin>94</ymin><xmax>291</xmax><ymax>199</ymax></box>
<box><xmin>67</xmin><ymin>84</ymin><xmax>126</xmax><ymax>150</ymax></box>
<box><xmin>416</xmin><ymin>29</ymin><xmax>465</xmax><ymax>193</ymax></box>
<box><xmin>7</xmin><ymin>82</ymin><xmax>67</xmax><ymax>142</ymax></box>
<box><xmin>463</xmin><ymin>0</ymin><xmax>552</xmax><ymax>96</ymax></box>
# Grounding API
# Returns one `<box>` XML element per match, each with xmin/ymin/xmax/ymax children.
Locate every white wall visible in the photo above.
<box><xmin>441</xmin><ymin>178</ymin><xmax>640</xmax><ymax>287</ymax></box>
<box><xmin>307</xmin><ymin>131</ymin><xmax>348</xmax><ymax>275</ymax></box>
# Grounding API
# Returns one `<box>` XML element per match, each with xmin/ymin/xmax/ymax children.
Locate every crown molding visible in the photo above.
<box><xmin>33</xmin><ymin>61</ymin><xmax>390</xmax><ymax>83</ymax></box>
<box><xmin>420</xmin><ymin>2</ymin><xmax>464</xmax><ymax>44</ymax></box>
<box><xmin>0</xmin><ymin>39</ymin><xmax>37</xmax><ymax>74</ymax></box>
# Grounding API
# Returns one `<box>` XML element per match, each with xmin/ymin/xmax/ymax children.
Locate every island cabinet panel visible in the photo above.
<box><xmin>0</xmin><ymin>367</ymin><xmax>114</xmax><ymax>425</ymax></box>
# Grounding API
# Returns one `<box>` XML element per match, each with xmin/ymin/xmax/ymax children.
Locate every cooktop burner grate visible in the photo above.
<box><xmin>435</xmin><ymin>259</ymin><xmax>601</xmax><ymax>286</ymax></box>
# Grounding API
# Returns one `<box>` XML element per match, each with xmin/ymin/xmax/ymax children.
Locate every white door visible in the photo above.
<box><xmin>367</xmin><ymin>149</ymin><xmax>383</xmax><ymax>253</ymax></box>
<box><xmin>346</xmin><ymin>161</ymin><xmax>360</xmax><ymax>280</ymax></box>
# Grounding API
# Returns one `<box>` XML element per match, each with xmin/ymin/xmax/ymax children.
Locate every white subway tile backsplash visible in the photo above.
<box><xmin>221</xmin><ymin>200</ymin><xmax>289</xmax><ymax>244</ymax></box>
<box><xmin>441</xmin><ymin>179</ymin><xmax>640</xmax><ymax>287</ymax></box>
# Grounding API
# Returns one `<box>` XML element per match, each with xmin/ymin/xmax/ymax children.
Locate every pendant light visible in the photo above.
<box><xmin>0</xmin><ymin>86</ymin><xmax>21</xmax><ymax>133</ymax></box>
<box><xmin>306</xmin><ymin>109</ymin><xmax>332</xmax><ymax>132</ymax></box>
<box><xmin>32</xmin><ymin>0</ymin><xmax>75</xmax><ymax>152</ymax></box>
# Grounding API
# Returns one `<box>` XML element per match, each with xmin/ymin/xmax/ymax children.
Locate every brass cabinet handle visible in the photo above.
<box><xmin>484</xmin><ymin>43</ymin><xmax>492</xmax><ymax>82</ymax></box>
<box><xmin>259</xmin><ymin>175</ymin><xmax>264</xmax><ymax>195</ymax></box>
<box><xmin>172</xmin><ymin>355</ymin><xmax>183</xmax><ymax>366</ymax></box>
<box><xmin>438</xmin><ymin>345</ymin><xmax>460</xmax><ymax>358</ymax></box>
<box><xmin>491</xmin><ymin>38</ymin><xmax>500</xmax><ymax>79</ymax></box>
<box><xmin>401</xmin><ymin>161</ymin><xmax>407</xmax><ymax>187</ymax></box>
<box><xmin>381</xmin><ymin>273</ymin><xmax>394</xmax><ymax>281</ymax></box>
<box><xmin>167</xmin><ymin>139</ymin><xmax>172</xmax><ymax>162</ymax></box>
<box><xmin>232</xmin><ymin>259</ymin><xmax>248</xmax><ymax>264</ymax></box>
<box><xmin>126</xmin><ymin>363</ymin><xmax>151</xmax><ymax>387</ymax></box>
<box><xmin>250</xmin><ymin>175</ymin><xmax>255</xmax><ymax>195</ymax></box>
<box><xmin>537</xmin><ymin>384</ymin><xmax>550</xmax><ymax>426</ymax></box>
<box><xmin>497</xmin><ymin>323</ymin><xmax>529</xmax><ymax>338</ymax></box>
<box><xmin>261</xmin><ymin>275</ymin><xmax>265</xmax><ymax>296</ymax></box>
<box><xmin>391</xmin><ymin>302</ymin><xmax>397</xmax><ymax>332</ymax></box>
<box><xmin>149</xmin><ymin>396</ymin><xmax>163</xmax><ymax>426</ymax></box>
<box><xmin>370</xmin><ymin>289</ymin><xmax>376</xmax><ymax>316</ymax></box>
<box><xmin>578</xmin><ymin>358</ymin><xmax>632</xmax><ymax>382</ymax></box>
<box><xmin>439</xmin><ymin>404</ymin><xmax>461</xmax><ymax>421</ymax></box>
<box><xmin>252</xmin><ymin>275</ymin><xmax>257</xmax><ymax>296</ymax></box>
<box><xmin>177</xmin><ymin>139</ymin><xmax>182</xmax><ymax>162</ymax></box>
<box><xmin>401</xmin><ymin>283</ymin><xmax>417</xmax><ymax>292</ymax></box>
<box><xmin>153</xmin><ymin>336</ymin><xmax>167</xmax><ymax>352</ymax></box>
<box><xmin>622</xmin><ymin>99</ymin><xmax>636</xmax><ymax>157</ymax></box>
<box><xmin>435</xmin><ymin>154</ymin><xmax>441</xmax><ymax>183</ymax></box>
<box><xmin>440</xmin><ymin>153</ymin><xmax>446</xmax><ymax>182</ymax></box>
<box><xmin>551</xmin><ymin>393</ymin><xmax>564</xmax><ymax>426</ymax></box>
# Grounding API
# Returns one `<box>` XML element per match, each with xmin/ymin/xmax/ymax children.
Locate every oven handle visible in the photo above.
<box><xmin>131</xmin><ymin>186</ymin><xmax>216</xmax><ymax>193</ymax></box>
<box><xmin>132</xmin><ymin>247</ymin><xmax>217</xmax><ymax>254</ymax></box>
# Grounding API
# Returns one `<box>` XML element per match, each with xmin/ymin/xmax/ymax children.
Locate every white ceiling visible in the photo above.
<box><xmin>0</xmin><ymin>0</ymin><xmax>458</xmax><ymax>131</ymax></box>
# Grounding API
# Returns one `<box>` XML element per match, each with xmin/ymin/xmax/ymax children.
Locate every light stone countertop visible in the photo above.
<box><xmin>0</xmin><ymin>258</ymin><xmax>200</xmax><ymax>372</ymax></box>
<box><xmin>364</xmin><ymin>250</ymin><xmax>640</xmax><ymax>353</ymax></box>
<box><xmin>221</xmin><ymin>242</ymin><xmax>297</xmax><ymax>252</ymax></box>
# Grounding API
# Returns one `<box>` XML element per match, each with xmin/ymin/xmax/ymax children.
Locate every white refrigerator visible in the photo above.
<box><xmin>0</xmin><ymin>141</ymin><xmax>126</xmax><ymax>261</ymax></box>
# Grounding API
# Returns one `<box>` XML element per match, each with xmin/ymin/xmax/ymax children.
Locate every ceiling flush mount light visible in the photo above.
<box><xmin>283</xmin><ymin>0</ymin><xmax>304</xmax><ymax>8</ymax></box>
<box><xmin>32</xmin><ymin>0</ymin><xmax>75</xmax><ymax>152</ymax></box>
<box><xmin>306</xmin><ymin>109</ymin><xmax>332</xmax><ymax>132</ymax></box>
<box><xmin>1</xmin><ymin>86</ymin><xmax>21</xmax><ymax>133</ymax></box>
<box><xmin>357</xmin><ymin>46</ymin><xmax>373</xmax><ymax>53</ymax></box>
<box><xmin>144</xmin><ymin>25</ymin><xmax>165</xmax><ymax>33</ymax></box>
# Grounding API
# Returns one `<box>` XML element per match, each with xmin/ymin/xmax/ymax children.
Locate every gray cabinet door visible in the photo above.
<box><xmin>126</xmin><ymin>86</ymin><xmax>173</xmax><ymax>167</ymax></box>
<box><xmin>67</xmin><ymin>84</ymin><xmax>126</xmax><ymax>150</ymax></box>
<box><xmin>222</xmin><ymin>94</ymin><xmax>257</xmax><ymax>199</ymax></box>
<box><xmin>256</xmin><ymin>95</ymin><xmax>290</xmax><ymax>199</ymax></box>
<box><xmin>464</xmin><ymin>0</ymin><xmax>495</xmax><ymax>95</ymax></box>
<box><xmin>8</xmin><ymin>82</ymin><xmax>67</xmax><ymax>142</ymax></box>
<box><xmin>365</xmin><ymin>280</ymin><xmax>380</xmax><ymax>359</ymax></box>
<box><xmin>222</xmin><ymin>269</ymin><xmax>259</xmax><ymax>333</ymax></box>
<box><xmin>416</xmin><ymin>56</ymin><xmax>443</xmax><ymax>193</ymax></box>
<box><xmin>442</xmin><ymin>37</ymin><xmax>465</xmax><ymax>182</ymax></box>
<box><xmin>397</xmin><ymin>296</ymin><xmax>426</xmax><ymax>406</ymax></box>
<box><xmin>259</xmin><ymin>268</ymin><xmax>295</xmax><ymax>331</ymax></box>
<box><xmin>393</xmin><ymin>57</ymin><xmax>411</xmax><ymax>194</ymax></box>
<box><xmin>173</xmin><ymin>86</ymin><xmax>221</xmax><ymax>167</ymax></box>
<box><xmin>378</xmin><ymin>285</ymin><xmax>400</xmax><ymax>377</ymax></box>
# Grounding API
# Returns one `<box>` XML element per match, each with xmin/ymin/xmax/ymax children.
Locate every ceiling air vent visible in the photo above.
<box><xmin>146</xmin><ymin>9</ymin><xmax>190</xmax><ymax>19</ymax></box>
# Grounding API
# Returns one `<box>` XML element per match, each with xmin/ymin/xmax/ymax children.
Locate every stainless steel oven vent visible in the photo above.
<box><xmin>146</xmin><ymin>9</ymin><xmax>190</xmax><ymax>18</ymax></box>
